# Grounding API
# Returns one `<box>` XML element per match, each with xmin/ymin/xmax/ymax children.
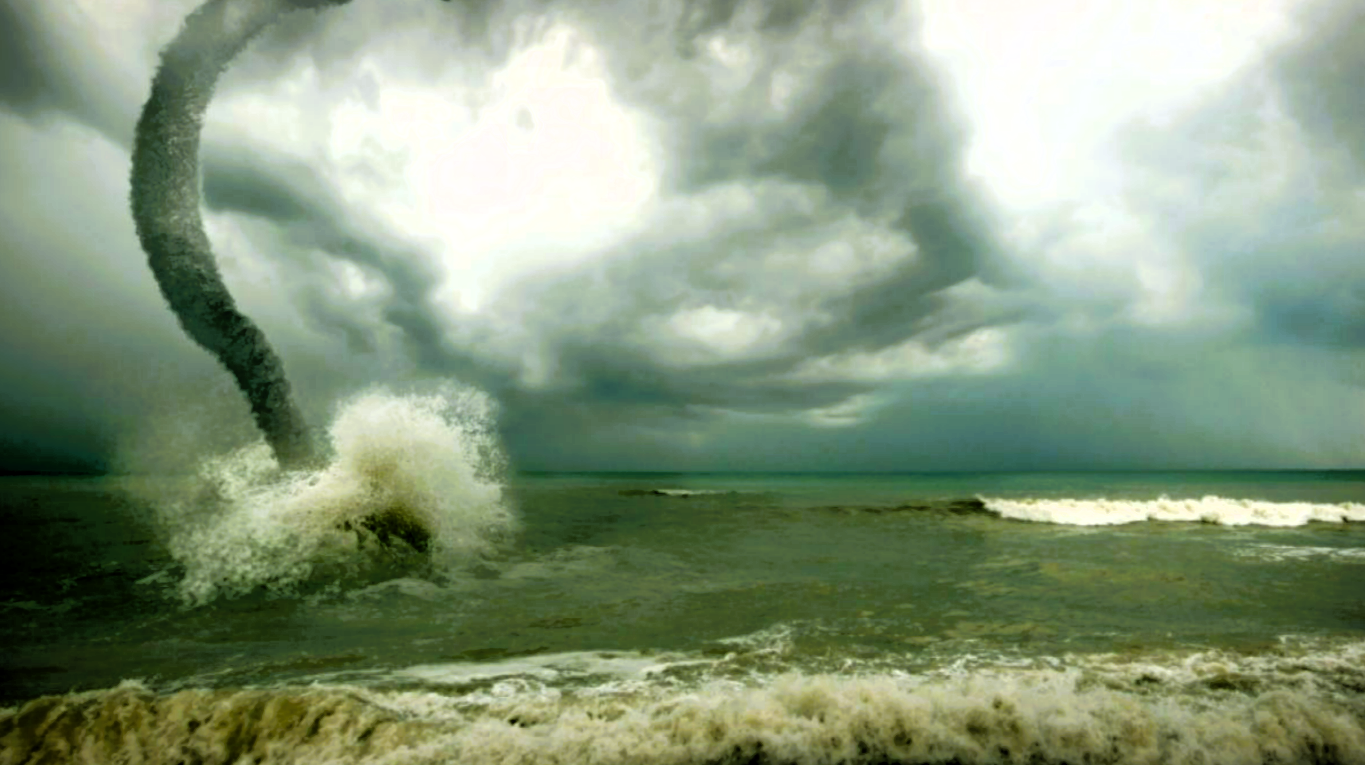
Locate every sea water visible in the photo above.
<box><xmin>2</xmin><ymin>393</ymin><xmax>1363</xmax><ymax>763</ymax></box>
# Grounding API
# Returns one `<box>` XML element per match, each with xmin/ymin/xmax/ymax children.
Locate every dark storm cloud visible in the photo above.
<box><xmin>1258</xmin><ymin>0</ymin><xmax>1365</xmax><ymax>349</ymax></box>
<box><xmin>806</xmin><ymin>192</ymin><xmax>1011</xmax><ymax>356</ymax></box>
<box><xmin>1275</xmin><ymin>0</ymin><xmax>1365</xmax><ymax>169</ymax></box>
<box><xmin>5</xmin><ymin>0</ymin><xmax>1360</xmax><ymax>474</ymax></box>
<box><xmin>502</xmin><ymin>344</ymin><xmax>1352</xmax><ymax>474</ymax></box>
<box><xmin>0</xmin><ymin>370</ymin><xmax>115</xmax><ymax>475</ymax></box>
<box><xmin>0</xmin><ymin>0</ymin><xmax>147</xmax><ymax>144</ymax></box>
<box><xmin>0</xmin><ymin>0</ymin><xmax>540</xmax><ymax>474</ymax></box>
<box><xmin>475</xmin><ymin>0</ymin><xmax>1014</xmax><ymax>440</ymax></box>
<box><xmin>0</xmin><ymin>0</ymin><xmax>55</xmax><ymax>113</ymax></box>
<box><xmin>1</xmin><ymin>0</ymin><xmax>1003</xmax><ymax>474</ymax></box>
<box><xmin>0</xmin><ymin>110</ymin><xmax>268</xmax><ymax>475</ymax></box>
<box><xmin>0</xmin><ymin>1</ymin><xmax>116</xmax><ymax>129</ymax></box>
<box><xmin>191</xmin><ymin>0</ymin><xmax>1011</xmax><ymax>442</ymax></box>
<box><xmin>1257</xmin><ymin>284</ymin><xmax>1365</xmax><ymax>349</ymax></box>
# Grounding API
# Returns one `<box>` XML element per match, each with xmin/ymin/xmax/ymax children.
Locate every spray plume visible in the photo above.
<box><xmin>129</xmin><ymin>0</ymin><xmax>356</xmax><ymax>469</ymax></box>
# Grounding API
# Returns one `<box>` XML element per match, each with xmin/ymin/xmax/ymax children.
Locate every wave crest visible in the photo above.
<box><xmin>155</xmin><ymin>387</ymin><xmax>517</xmax><ymax>604</ymax></box>
<box><xmin>981</xmin><ymin>495</ymin><xmax>1365</xmax><ymax>527</ymax></box>
<box><xmin>8</xmin><ymin>641</ymin><xmax>1365</xmax><ymax>765</ymax></box>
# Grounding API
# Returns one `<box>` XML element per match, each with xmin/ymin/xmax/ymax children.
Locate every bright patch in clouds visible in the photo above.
<box><xmin>666</xmin><ymin>305</ymin><xmax>785</xmax><ymax>360</ymax></box>
<box><xmin>791</xmin><ymin>327</ymin><xmax>1012</xmax><ymax>383</ymax></box>
<box><xmin>419</xmin><ymin>26</ymin><xmax>659</xmax><ymax>310</ymax></box>
<box><xmin>215</xmin><ymin>21</ymin><xmax>659</xmax><ymax>313</ymax></box>
<box><xmin>919</xmin><ymin>0</ymin><xmax>1301</xmax><ymax>211</ymax></box>
<box><xmin>914</xmin><ymin>0</ymin><xmax>1306</xmax><ymax>340</ymax></box>
<box><xmin>804</xmin><ymin>393</ymin><xmax>884</xmax><ymax>428</ymax></box>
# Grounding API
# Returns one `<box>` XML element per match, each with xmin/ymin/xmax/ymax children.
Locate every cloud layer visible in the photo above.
<box><xmin>0</xmin><ymin>0</ymin><xmax>1361</xmax><ymax>472</ymax></box>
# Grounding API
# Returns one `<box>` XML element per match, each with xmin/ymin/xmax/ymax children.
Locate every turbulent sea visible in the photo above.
<box><xmin>2</xmin><ymin>396</ymin><xmax>1364</xmax><ymax>764</ymax></box>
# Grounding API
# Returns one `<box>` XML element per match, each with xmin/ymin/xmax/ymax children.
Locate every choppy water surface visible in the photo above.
<box><xmin>2</xmin><ymin>404</ymin><xmax>1363</xmax><ymax>763</ymax></box>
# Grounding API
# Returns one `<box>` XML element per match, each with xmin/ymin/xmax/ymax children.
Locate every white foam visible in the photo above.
<box><xmin>713</xmin><ymin>623</ymin><xmax>797</xmax><ymax>654</ymax></box>
<box><xmin>155</xmin><ymin>386</ymin><xmax>517</xmax><ymax>604</ymax></box>
<box><xmin>653</xmin><ymin>488</ymin><xmax>731</xmax><ymax>497</ymax></box>
<box><xmin>9</xmin><ymin>640</ymin><xmax>1365</xmax><ymax>764</ymax></box>
<box><xmin>1232</xmin><ymin>544</ymin><xmax>1365</xmax><ymax>563</ymax></box>
<box><xmin>394</xmin><ymin>650</ymin><xmax>688</xmax><ymax>688</ymax></box>
<box><xmin>982</xmin><ymin>495</ymin><xmax>1365</xmax><ymax>527</ymax></box>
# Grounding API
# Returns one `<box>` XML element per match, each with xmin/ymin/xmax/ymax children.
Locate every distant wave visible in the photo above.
<box><xmin>618</xmin><ymin>488</ymin><xmax>748</xmax><ymax>497</ymax></box>
<box><xmin>981</xmin><ymin>495</ymin><xmax>1365</xmax><ymax>527</ymax></box>
<box><xmin>1233</xmin><ymin>545</ymin><xmax>1365</xmax><ymax>564</ymax></box>
<box><xmin>7</xmin><ymin>639</ymin><xmax>1364</xmax><ymax>764</ymax></box>
<box><xmin>816</xmin><ymin>498</ymin><xmax>991</xmax><ymax>516</ymax></box>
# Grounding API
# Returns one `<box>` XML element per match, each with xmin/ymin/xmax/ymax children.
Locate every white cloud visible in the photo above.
<box><xmin>665</xmin><ymin>305</ymin><xmax>785</xmax><ymax>359</ymax></box>
<box><xmin>789</xmin><ymin>327</ymin><xmax>1012</xmax><ymax>384</ymax></box>
<box><xmin>919</xmin><ymin>0</ymin><xmax>1301</xmax><ymax>212</ymax></box>
<box><xmin>205</xmin><ymin>18</ymin><xmax>660</xmax><ymax>315</ymax></box>
<box><xmin>803</xmin><ymin>393</ymin><xmax>884</xmax><ymax>428</ymax></box>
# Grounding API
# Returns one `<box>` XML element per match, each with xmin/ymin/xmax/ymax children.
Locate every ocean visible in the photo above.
<box><xmin>2</xmin><ymin>396</ymin><xmax>1363</xmax><ymax>764</ymax></box>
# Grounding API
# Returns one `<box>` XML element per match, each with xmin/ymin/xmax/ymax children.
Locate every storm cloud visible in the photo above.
<box><xmin>0</xmin><ymin>0</ymin><xmax>1361</xmax><ymax>473</ymax></box>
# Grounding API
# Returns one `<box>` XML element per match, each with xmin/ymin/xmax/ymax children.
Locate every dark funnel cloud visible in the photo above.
<box><xmin>130</xmin><ymin>0</ymin><xmax>358</xmax><ymax>469</ymax></box>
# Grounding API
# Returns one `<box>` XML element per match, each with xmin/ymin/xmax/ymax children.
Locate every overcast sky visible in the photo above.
<box><xmin>1</xmin><ymin>0</ymin><xmax>1362</xmax><ymax>473</ymax></box>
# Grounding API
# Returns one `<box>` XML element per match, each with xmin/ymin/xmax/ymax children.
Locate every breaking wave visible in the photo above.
<box><xmin>4</xmin><ymin>639</ymin><xmax>1363</xmax><ymax>765</ymax></box>
<box><xmin>982</xmin><ymin>495</ymin><xmax>1365</xmax><ymax>527</ymax></box>
<box><xmin>150</xmin><ymin>387</ymin><xmax>516</xmax><ymax>605</ymax></box>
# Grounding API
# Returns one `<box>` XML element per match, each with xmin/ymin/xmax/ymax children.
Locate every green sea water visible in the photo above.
<box><xmin>3</xmin><ymin>458</ymin><xmax>1364</xmax><ymax>763</ymax></box>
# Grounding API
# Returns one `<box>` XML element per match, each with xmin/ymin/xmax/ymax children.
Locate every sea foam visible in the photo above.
<box><xmin>981</xmin><ymin>495</ymin><xmax>1365</xmax><ymax>527</ymax></box>
<box><xmin>153</xmin><ymin>387</ymin><xmax>516</xmax><ymax>605</ymax></box>
<box><xmin>5</xmin><ymin>639</ymin><xmax>1364</xmax><ymax>765</ymax></box>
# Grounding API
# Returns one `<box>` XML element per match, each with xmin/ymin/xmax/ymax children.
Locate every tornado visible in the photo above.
<box><xmin>130</xmin><ymin>0</ymin><xmax>354</xmax><ymax>469</ymax></box>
